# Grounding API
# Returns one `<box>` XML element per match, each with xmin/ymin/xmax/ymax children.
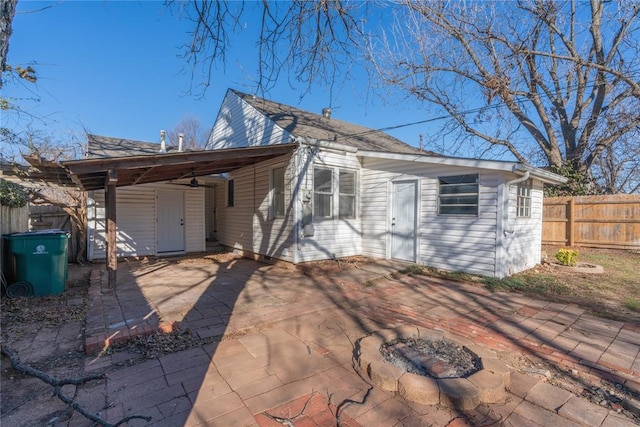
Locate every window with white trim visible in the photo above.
<box><xmin>226</xmin><ymin>179</ymin><xmax>234</xmax><ymax>207</ymax></box>
<box><xmin>270</xmin><ymin>167</ymin><xmax>285</xmax><ymax>219</ymax></box>
<box><xmin>339</xmin><ymin>170</ymin><xmax>356</xmax><ymax>219</ymax></box>
<box><xmin>438</xmin><ymin>174</ymin><xmax>479</xmax><ymax>215</ymax></box>
<box><xmin>313</xmin><ymin>168</ymin><xmax>358</xmax><ymax>219</ymax></box>
<box><xmin>516</xmin><ymin>180</ymin><xmax>532</xmax><ymax>218</ymax></box>
<box><xmin>313</xmin><ymin>168</ymin><xmax>333</xmax><ymax>218</ymax></box>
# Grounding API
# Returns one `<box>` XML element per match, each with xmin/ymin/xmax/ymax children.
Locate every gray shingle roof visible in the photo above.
<box><xmin>234</xmin><ymin>90</ymin><xmax>430</xmax><ymax>155</ymax></box>
<box><xmin>86</xmin><ymin>134</ymin><xmax>181</xmax><ymax>158</ymax></box>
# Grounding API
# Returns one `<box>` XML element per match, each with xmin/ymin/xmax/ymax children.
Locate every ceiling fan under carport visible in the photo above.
<box><xmin>168</xmin><ymin>172</ymin><xmax>218</xmax><ymax>189</ymax></box>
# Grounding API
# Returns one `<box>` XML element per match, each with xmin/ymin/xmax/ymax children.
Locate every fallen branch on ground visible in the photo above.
<box><xmin>1</xmin><ymin>346</ymin><xmax>152</xmax><ymax>427</ymax></box>
<box><xmin>263</xmin><ymin>393</ymin><xmax>314</xmax><ymax>426</ymax></box>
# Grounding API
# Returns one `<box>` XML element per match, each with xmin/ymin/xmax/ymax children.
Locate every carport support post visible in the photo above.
<box><xmin>106</xmin><ymin>169</ymin><xmax>117</xmax><ymax>289</ymax></box>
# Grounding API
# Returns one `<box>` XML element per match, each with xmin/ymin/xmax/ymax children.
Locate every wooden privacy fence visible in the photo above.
<box><xmin>543</xmin><ymin>194</ymin><xmax>640</xmax><ymax>249</ymax></box>
<box><xmin>1</xmin><ymin>204</ymin><xmax>30</xmax><ymax>277</ymax></box>
<box><xmin>29</xmin><ymin>205</ymin><xmax>80</xmax><ymax>262</ymax></box>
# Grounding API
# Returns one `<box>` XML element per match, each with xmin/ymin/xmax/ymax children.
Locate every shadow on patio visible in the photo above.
<box><xmin>81</xmin><ymin>253</ymin><xmax>640</xmax><ymax>426</ymax></box>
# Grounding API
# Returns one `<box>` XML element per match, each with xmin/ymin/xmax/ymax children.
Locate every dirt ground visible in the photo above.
<box><xmin>1</xmin><ymin>264</ymin><xmax>93</xmax><ymax>426</ymax></box>
<box><xmin>297</xmin><ymin>256</ymin><xmax>376</xmax><ymax>276</ymax></box>
<box><xmin>1</xmin><ymin>249</ymin><xmax>639</xmax><ymax>425</ymax></box>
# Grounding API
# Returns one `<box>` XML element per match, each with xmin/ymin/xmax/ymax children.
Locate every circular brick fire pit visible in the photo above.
<box><xmin>356</xmin><ymin>326</ymin><xmax>510</xmax><ymax>410</ymax></box>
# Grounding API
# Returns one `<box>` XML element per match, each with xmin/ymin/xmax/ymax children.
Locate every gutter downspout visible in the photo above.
<box><xmin>293</xmin><ymin>149</ymin><xmax>299</xmax><ymax>264</ymax></box>
<box><xmin>506</xmin><ymin>170</ymin><xmax>531</xmax><ymax>190</ymax></box>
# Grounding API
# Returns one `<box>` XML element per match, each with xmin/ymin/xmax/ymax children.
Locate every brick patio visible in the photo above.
<box><xmin>77</xmin><ymin>255</ymin><xmax>640</xmax><ymax>426</ymax></box>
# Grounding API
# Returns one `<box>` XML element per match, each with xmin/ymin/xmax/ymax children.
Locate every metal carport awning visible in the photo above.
<box><xmin>37</xmin><ymin>143</ymin><xmax>298</xmax><ymax>290</ymax></box>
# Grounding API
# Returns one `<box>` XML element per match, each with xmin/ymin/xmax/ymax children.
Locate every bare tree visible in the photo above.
<box><xmin>366</xmin><ymin>1</ymin><xmax>640</xmax><ymax>191</ymax></box>
<box><xmin>591</xmin><ymin>131</ymin><xmax>640</xmax><ymax>194</ymax></box>
<box><xmin>181</xmin><ymin>0</ymin><xmax>640</xmax><ymax>194</ymax></box>
<box><xmin>0</xmin><ymin>0</ymin><xmax>18</xmax><ymax>87</ymax></box>
<box><xmin>167</xmin><ymin>115</ymin><xmax>209</xmax><ymax>150</ymax></box>
<box><xmin>174</xmin><ymin>0</ymin><xmax>362</xmax><ymax>98</ymax></box>
<box><xmin>8</xmin><ymin>132</ymin><xmax>89</xmax><ymax>263</ymax></box>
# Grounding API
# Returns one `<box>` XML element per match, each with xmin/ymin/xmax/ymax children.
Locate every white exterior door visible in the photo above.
<box><xmin>391</xmin><ymin>181</ymin><xmax>417</xmax><ymax>262</ymax></box>
<box><xmin>157</xmin><ymin>189</ymin><xmax>185</xmax><ymax>253</ymax></box>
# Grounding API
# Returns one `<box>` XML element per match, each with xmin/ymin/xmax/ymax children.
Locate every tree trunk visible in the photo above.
<box><xmin>0</xmin><ymin>0</ymin><xmax>18</xmax><ymax>86</ymax></box>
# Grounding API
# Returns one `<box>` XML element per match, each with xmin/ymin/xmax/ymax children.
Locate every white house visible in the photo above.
<box><xmin>82</xmin><ymin>89</ymin><xmax>566</xmax><ymax>278</ymax></box>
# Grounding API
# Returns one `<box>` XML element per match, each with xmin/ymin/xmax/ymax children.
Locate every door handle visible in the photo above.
<box><xmin>180</xmin><ymin>219</ymin><xmax>184</xmax><ymax>226</ymax></box>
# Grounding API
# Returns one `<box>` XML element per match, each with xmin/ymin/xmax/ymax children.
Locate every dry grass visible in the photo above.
<box><xmin>418</xmin><ymin>246</ymin><xmax>640</xmax><ymax>324</ymax></box>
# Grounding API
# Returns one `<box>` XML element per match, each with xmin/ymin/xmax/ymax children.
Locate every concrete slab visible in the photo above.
<box><xmin>513</xmin><ymin>400</ymin><xmax>582</xmax><ymax>427</ymax></box>
<box><xmin>525</xmin><ymin>382</ymin><xmax>573</xmax><ymax>412</ymax></box>
<box><xmin>558</xmin><ymin>396</ymin><xmax>609</xmax><ymax>426</ymax></box>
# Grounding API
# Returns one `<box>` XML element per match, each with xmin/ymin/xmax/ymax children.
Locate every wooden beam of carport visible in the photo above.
<box><xmin>131</xmin><ymin>166</ymin><xmax>156</xmax><ymax>185</ymax></box>
<box><xmin>55</xmin><ymin>143</ymin><xmax>298</xmax><ymax>290</ymax></box>
<box><xmin>105</xmin><ymin>168</ymin><xmax>118</xmax><ymax>289</ymax></box>
<box><xmin>176</xmin><ymin>157</ymin><xmax>274</xmax><ymax>179</ymax></box>
<box><xmin>62</xmin><ymin>143</ymin><xmax>298</xmax><ymax>191</ymax></box>
<box><xmin>63</xmin><ymin>144</ymin><xmax>297</xmax><ymax>175</ymax></box>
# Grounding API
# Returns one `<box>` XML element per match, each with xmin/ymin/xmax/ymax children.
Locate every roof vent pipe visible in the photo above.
<box><xmin>178</xmin><ymin>133</ymin><xmax>184</xmax><ymax>152</ymax></box>
<box><xmin>159</xmin><ymin>130</ymin><xmax>167</xmax><ymax>153</ymax></box>
<box><xmin>322</xmin><ymin>108</ymin><xmax>331</xmax><ymax>119</ymax></box>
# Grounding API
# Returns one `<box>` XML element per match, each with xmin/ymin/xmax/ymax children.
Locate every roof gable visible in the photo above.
<box><xmin>232</xmin><ymin>90</ymin><xmax>430</xmax><ymax>155</ymax></box>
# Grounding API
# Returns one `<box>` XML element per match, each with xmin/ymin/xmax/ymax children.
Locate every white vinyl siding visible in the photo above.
<box><xmin>185</xmin><ymin>188</ymin><xmax>206</xmax><ymax>253</ymax></box>
<box><xmin>203</xmin><ymin>89</ymin><xmax>551</xmax><ymax>276</ymax></box>
<box><xmin>502</xmin><ymin>178</ymin><xmax>544</xmax><ymax>276</ymax></box>
<box><xmin>88</xmin><ymin>187</ymin><xmax>155</xmax><ymax>260</ymax></box>
<box><xmin>361</xmin><ymin>157</ymin><xmax>500</xmax><ymax>277</ymax></box>
<box><xmin>87</xmin><ymin>183</ymin><xmax>205</xmax><ymax>260</ymax></box>
<box><xmin>207</xmin><ymin>90</ymin><xmax>291</xmax><ymax>150</ymax></box>
<box><xmin>297</xmin><ymin>149</ymin><xmax>362</xmax><ymax>262</ymax></box>
<box><xmin>215</xmin><ymin>154</ymin><xmax>295</xmax><ymax>262</ymax></box>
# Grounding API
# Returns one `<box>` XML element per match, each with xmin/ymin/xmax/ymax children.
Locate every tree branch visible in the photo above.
<box><xmin>1</xmin><ymin>347</ymin><xmax>152</xmax><ymax>427</ymax></box>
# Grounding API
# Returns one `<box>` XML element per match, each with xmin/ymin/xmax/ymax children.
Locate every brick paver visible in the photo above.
<box><xmin>78</xmin><ymin>256</ymin><xmax>640</xmax><ymax>426</ymax></box>
<box><xmin>558</xmin><ymin>396</ymin><xmax>610</xmax><ymax>426</ymax></box>
<box><xmin>525</xmin><ymin>382</ymin><xmax>573</xmax><ymax>412</ymax></box>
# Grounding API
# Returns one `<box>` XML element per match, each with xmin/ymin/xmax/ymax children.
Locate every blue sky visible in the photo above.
<box><xmin>4</xmin><ymin>1</ymin><xmax>436</xmax><ymax>155</ymax></box>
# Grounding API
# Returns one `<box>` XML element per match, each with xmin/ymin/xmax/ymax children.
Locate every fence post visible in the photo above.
<box><xmin>567</xmin><ymin>198</ymin><xmax>575</xmax><ymax>247</ymax></box>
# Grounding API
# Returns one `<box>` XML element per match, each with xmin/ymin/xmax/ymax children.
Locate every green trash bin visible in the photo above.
<box><xmin>5</xmin><ymin>229</ymin><xmax>70</xmax><ymax>297</ymax></box>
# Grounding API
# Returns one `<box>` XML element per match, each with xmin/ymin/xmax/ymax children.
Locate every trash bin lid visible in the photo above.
<box><xmin>8</xmin><ymin>229</ymin><xmax>69</xmax><ymax>237</ymax></box>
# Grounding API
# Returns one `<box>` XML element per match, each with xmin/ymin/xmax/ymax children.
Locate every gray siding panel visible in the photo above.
<box><xmin>89</xmin><ymin>186</ymin><xmax>155</xmax><ymax>259</ymax></box>
<box><xmin>216</xmin><ymin>154</ymin><xmax>296</xmax><ymax>262</ymax></box>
